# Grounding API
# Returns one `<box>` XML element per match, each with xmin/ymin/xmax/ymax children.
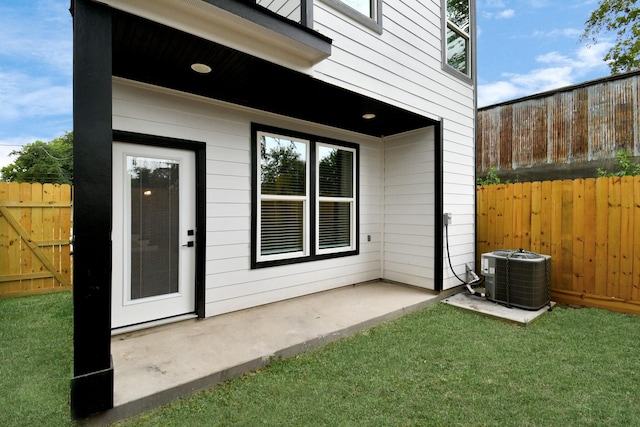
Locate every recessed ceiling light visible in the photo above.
<box><xmin>362</xmin><ymin>113</ymin><xmax>376</xmax><ymax>120</ymax></box>
<box><xmin>191</xmin><ymin>63</ymin><xmax>212</xmax><ymax>74</ymax></box>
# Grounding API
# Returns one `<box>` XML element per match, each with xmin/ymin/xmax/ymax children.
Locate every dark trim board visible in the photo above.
<box><xmin>202</xmin><ymin>0</ymin><xmax>331</xmax><ymax>50</ymax></box>
<box><xmin>71</xmin><ymin>0</ymin><xmax>114</xmax><ymax>419</ymax></box>
<box><xmin>434</xmin><ymin>122</ymin><xmax>444</xmax><ymax>292</ymax></box>
<box><xmin>112</xmin><ymin>130</ymin><xmax>208</xmax><ymax>319</ymax></box>
<box><xmin>250</xmin><ymin>123</ymin><xmax>360</xmax><ymax>269</ymax></box>
<box><xmin>110</xmin><ymin>6</ymin><xmax>436</xmax><ymax>137</ymax></box>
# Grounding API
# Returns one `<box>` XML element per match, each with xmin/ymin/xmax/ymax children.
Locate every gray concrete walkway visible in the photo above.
<box><xmin>88</xmin><ymin>281</ymin><xmax>451</xmax><ymax>425</ymax></box>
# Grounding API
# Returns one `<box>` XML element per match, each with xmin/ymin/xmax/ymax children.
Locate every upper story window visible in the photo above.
<box><xmin>252</xmin><ymin>124</ymin><xmax>359</xmax><ymax>268</ymax></box>
<box><xmin>339</xmin><ymin>0</ymin><xmax>374</xmax><ymax>18</ymax></box>
<box><xmin>321</xmin><ymin>0</ymin><xmax>383</xmax><ymax>34</ymax></box>
<box><xmin>443</xmin><ymin>0</ymin><xmax>472</xmax><ymax>81</ymax></box>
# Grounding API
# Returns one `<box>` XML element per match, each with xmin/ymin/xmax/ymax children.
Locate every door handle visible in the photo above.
<box><xmin>182</xmin><ymin>241</ymin><xmax>194</xmax><ymax>247</ymax></box>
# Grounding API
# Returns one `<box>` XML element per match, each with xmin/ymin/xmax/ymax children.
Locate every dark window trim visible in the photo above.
<box><xmin>112</xmin><ymin>130</ymin><xmax>207</xmax><ymax>319</ymax></box>
<box><xmin>320</xmin><ymin>0</ymin><xmax>383</xmax><ymax>34</ymax></box>
<box><xmin>441</xmin><ymin>0</ymin><xmax>474</xmax><ymax>84</ymax></box>
<box><xmin>434</xmin><ymin>122</ymin><xmax>444</xmax><ymax>292</ymax></box>
<box><xmin>251</xmin><ymin>123</ymin><xmax>360</xmax><ymax>269</ymax></box>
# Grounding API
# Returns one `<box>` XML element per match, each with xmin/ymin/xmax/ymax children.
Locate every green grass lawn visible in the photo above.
<box><xmin>0</xmin><ymin>292</ymin><xmax>73</xmax><ymax>426</ymax></box>
<box><xmin>3</xmin><ymin>292</ymin><xmax>640</xmax><ymax>426</ymax></box>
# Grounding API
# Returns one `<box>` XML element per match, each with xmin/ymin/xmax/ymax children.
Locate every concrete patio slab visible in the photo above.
<box><xmin>442</xmin><ymin>290</ymin><xmax>555</xmax><ymax>324</ymax></box>
<box><xmin>85</xmin><ymin>281</ymin><xmax>452</xmax><ymax>425</ymax></box>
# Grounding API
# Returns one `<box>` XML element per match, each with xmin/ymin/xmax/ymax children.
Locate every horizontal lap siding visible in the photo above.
<box><xmin>313</xmin><ymin>1</ymin><xmax>473</xmax><ymax>120</ymax></box>
<box><xmin>312</xmin><ymin>1</ymin><xmax>476</xmax><ymax>290</ymax></box>
<box><xmin>442</xmin><ymin>117</ymin><xmax>477</xmax><ymax>288</ymax></box>
<box><xmin>113</xmin><ymin>79</ymin><xmax>382</xmax><ymax>317</ymax></box>
<box><xmin>384</xmin><ymin>128</ymin><xmax>435</xmax><ymax>289</ymax></box>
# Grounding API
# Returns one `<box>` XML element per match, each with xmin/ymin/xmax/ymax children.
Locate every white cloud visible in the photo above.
<box><xmin>496</xmin><ymin>9</ymin><xmax>515</xmax><ymax>19</ymax></box>
<box><xmin>532</xmin><ymin>28</ymin><xmax>583</xmax><ymax>39</ymax></box>
<box><xmin>484</xmin><ymin>0</ymin><xmax>506</xmax><ymax>7</ymax></box>
<box><xmin>0</xmin><ymin>1</ymin><xmax>72</xmax><ymax>154</ymax></box>
<box><xmin>0</xmin><ymin>3</ymin><xmax>72</xmax><ymax>76</ymax></box>
<box><xmin>482</xmin><ymin>8</ymin><xmax>516</xmax><ymax>19</ymax></box>
<box><xmin>0</xmin><ymin>137</ymin><xmax>39</xmax><ymax>169</ymax></box>
<box><xmin>0</xmin><ymin>71</ymin><xmax>71</xmax><ymax>122</ymax></box>
<box><xmin>527</xmin><ymin>0</ymin><xmax>549</xmax><ymax>8</ymax></box>
<box><xmin>478</xmin><ymin>42</ymin><xmax>613</xmax><ymax>107</ymax></box>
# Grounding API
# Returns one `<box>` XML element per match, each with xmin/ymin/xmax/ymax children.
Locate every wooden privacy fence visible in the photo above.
<box><xmin>0</xmin><ymin>182</ymin><xmax>72</xmax><ymax>298</ymax></box>
<box><xmin>477</xmin><ymin>177</ymin><xmax>640</xmax><ymax>315</ymax></box>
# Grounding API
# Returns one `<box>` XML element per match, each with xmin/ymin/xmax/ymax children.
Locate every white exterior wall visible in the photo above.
<box><xmin>111</xmin><ymin>0</ymin><xmax>476</xmax><ymax>310</ymax></box>
<box><xmin>383</xmin><ymin>128</ymin><xmax>436</xmax><ymax>289</ymax></box>
<box><xmin>113</xmin><ymin>79</ymin><xmax>384</xmax><ymax>317</ymax></box>
<box><xmin>311</xmin><ymin>1</ymin><xmax>476</xmax><ymax>290</ymax></box>
<box><xmin>442</xmin><ymin>120</ymin><xmax>477</xmax><ymax>290</ymax></box>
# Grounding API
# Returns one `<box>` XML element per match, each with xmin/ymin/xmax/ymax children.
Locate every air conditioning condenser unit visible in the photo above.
<box><xmin>480</xmin><ymin>249</ymin><xmax>551</xmax><ymax>310</ymax></box>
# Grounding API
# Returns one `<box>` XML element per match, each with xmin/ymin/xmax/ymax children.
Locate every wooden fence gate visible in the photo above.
<box><xmin>0</xmin><ymin>182</ymin><xmax>72</xmax><ymax>298</ymax></box>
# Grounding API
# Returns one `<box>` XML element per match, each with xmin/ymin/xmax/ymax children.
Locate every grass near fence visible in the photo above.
<box><xmin>0</xmin><ymin>291</ymin><xmax>72</xmax><ymax>426</ymax></box>
<box><xmin>3</xmin><ymin>292</ymin><xmax>640</xmax><ymax>426</ymax></box>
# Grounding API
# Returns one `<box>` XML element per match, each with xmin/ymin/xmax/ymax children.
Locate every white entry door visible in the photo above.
<box><xmin>112</xmin><ymin>142</ymin><xmax>196</xmax><ymax>329</ymax></box>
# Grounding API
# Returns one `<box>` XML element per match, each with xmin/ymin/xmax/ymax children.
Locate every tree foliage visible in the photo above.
<box><xmin>0</xmin><ymin>132</ymin><xmax>73</xmax><ymax>184</ymax></box>
<box><xmin>260</xmin><ymin>137</ymin><xmax>306</xmax><ymax>195</ymax></box>
<box><xmin>581</xmin><ymin>0</ymin><xmax>640</xmax><ymax>74</ymax></box>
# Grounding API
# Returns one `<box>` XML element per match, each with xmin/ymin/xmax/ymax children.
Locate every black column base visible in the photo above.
<box><xmin>70</xmin><ymin>357</ymin><xmax>114</xmax><ymax>420</ymax></box>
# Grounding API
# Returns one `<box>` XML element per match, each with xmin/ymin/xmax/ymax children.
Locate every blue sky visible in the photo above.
<box><xmin>0</xmin><ymin>0</ymin><xmax>72</xmax><ymax>168</ymax></box>
<box><xmin>477</xmin><ymin>0</ymin><xmax>612</xmax><ymax>106</ymax></box>
<box><xmin>0</xmin><ymin>0</ymin><xmax>614</xmax><ymax>168</ymax></box>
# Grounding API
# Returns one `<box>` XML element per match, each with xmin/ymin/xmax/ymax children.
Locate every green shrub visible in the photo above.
<box><xmin>477</xmin><ymin>167</ymin><xmax>501</xmax><ymax>185</ymax></box>
<box><xmin>598</xmin><ymin>151</ymin><xmax>640</xmax><ymax>177</ymax></box>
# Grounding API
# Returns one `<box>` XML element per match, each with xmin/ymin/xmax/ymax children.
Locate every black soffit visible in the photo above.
<box><xmin>111</xmin><ymin>9</ymin><xmax>437</xmax><ymax>137</ymax></box>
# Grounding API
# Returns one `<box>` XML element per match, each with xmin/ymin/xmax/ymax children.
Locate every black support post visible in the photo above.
<box><xmin>434</xmin><ymin>121</ymin><xmax>444</xmax><ymax>292</ymax></box>
<box><xmin>70</xmin><ymin>0</ymin><xmax>114</xmax><ymax>419</ymax></box>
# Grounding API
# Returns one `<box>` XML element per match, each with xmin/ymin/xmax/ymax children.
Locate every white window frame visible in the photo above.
<box><xmin>316</xmin><ymin>142</ymin><xmax>357</xmax><ymax>255</ymax></box>
<box><xmin>256</xmin><ymin>132</ymin><xmax>310</xmax><ymax>263</ymax></box>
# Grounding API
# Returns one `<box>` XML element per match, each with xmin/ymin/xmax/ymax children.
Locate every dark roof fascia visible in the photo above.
<box><xmin>202</xmin><ymin>0</ymin><xmax>332</xmax><ymax>56</ymax></box>
<box><xmin>479</xmin><ymin>69</ymin><xmax>640</xmax><ymax>111</ymax></box>
<box><xmin>110</xmin><ymin>7</ymin><xmax>436</xmax><ymax>137</ymax></box>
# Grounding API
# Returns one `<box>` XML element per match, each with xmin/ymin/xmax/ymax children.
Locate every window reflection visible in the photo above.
<box><xmin>339</xmin><ymin>0</ymin><xmax>373</xmax><ymax>18</ymax></box>
<box><xmin>445</xmin><ymin>0</ymin><xmax>471</xmax><ymax>77</ymax></box>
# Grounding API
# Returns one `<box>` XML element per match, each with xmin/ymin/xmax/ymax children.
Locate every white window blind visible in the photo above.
<box><xmin>254</xmin><ymin>127</ymin><xmax>358</xmax><ymax>266</ymax></box>
<box><xmin>317</xmin><ymin>144</ymin><xmax>355</xmax><ymax>253</ymax></box>
<box><xmin>258</xmin><ymin>133</ymin><xmax>308</xmax><ymax>260</ymax></box>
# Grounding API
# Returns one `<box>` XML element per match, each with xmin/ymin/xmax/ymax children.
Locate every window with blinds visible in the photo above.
<box><xmin>253</xmin><ymin>126</ymin><xmax>359</xmax><ymax>267</ymax></box>
<box><xmin>317</xmin><ymin>144</ymin><xmax>355</xmax><ymax>253</ymax></box>
<box><xmin>258</xmin><ymin>133</ymin><xmax>309</xmax><ymax>260</ymax></box>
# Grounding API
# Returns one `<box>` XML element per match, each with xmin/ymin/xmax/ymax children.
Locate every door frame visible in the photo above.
<box><xmin>113</xmin><ymin>130</ymin><xmax>206</xmax><ymax>321</ymax></box>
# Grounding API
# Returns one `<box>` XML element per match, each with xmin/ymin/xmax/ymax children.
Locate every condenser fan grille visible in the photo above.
<box><xmin>481</xmin><ymin>250</ymin><xmax>551</xmax><ymax>310</ymax></box>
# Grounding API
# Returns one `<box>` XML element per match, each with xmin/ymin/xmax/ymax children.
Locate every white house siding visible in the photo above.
<box><xmin>112</xmin><ymin>78</ymin><xmax>383</xmax><ymax>317</ymax></box>
<box><xmin>312</xmin><ymin>0</ymin><xmax>477</xmax><ymax>290</ymax></box>
<box><xmin>441</xmin><ymin>114</ymin><xmax>477</xmax><ymax>290</ymax></box>
<box><xmin>111</xmin><ymin>0</ymin><xmax>476</xmax><ymax>307</ymax></box>
<box><xmin>383</xmin><ymin>128</ymin><xmax>436</xmax><ymax>289</ymax></box>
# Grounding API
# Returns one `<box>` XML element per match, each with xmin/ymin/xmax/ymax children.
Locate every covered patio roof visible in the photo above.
<box><xmin>110</xmin><ymin>7</ymin><xmax>438</xmax><ymax>137</ymax></box>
